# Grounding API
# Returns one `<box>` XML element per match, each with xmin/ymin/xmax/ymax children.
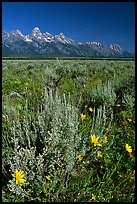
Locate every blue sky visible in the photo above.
<box><xmin>2</xmin><ymin>2</ymin><xmax>135</xmax><ymax>52</ymax></box>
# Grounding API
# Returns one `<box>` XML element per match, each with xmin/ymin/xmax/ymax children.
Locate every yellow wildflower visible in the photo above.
<box><xmin>90</xmin><ymin>134</ymin><xmax>102</xmax><ymax>147</ymax></box>
<box><xmin>76</xmin><ymin>155</ymin><xmax>83</xmax><ymax>161</ymax></box>
<box><xmin>45</xmin><ymin>175</ymin><xmax>51</xmax><ymax>181</ymax></box>
<box><xmin>93</xmin><ymin>137</ymin><xmax>102</xmax><ymax>146</ymax></box>
<box><xmin>106</xmin><ymin>128</ymin><xmax>108</xmax><ymax>131</ymax></box>
<box><xmin>80</xmin><ymin>113</ymin><xmax>86</xmax><ymax>121</ymax></box>
<box><xmin>92</xmin><ymin>193</ymin><xmax>96</xmax><ymax>200</ymax></box>
<box><xmin>125</xmin><ymin>144</ymin><xmax>132</xmax><ymax>153</ymax></box>
<box><xmin>89</xmin><ymin>107</ymin><xmax>93</xmax><ymax>112</ymax></box>
<box><xmin>97</xmin><ymin>151</ymin><xmax>102</xmax><ymax>157</ymax></box>
<box><xmin>91</xmin><ymin>134</ymin><xmax>96</xmax><ymax>143</ymax></box>
<box><xmin>11</xmin><ymin>169</ymin><xmax>26</xmax><ymax>184</ymax></box>
<box><xmin>91</xmin><ymin>134</ymin><xmax>97</xmax><ymax>146</ymax></box>
<box><xmin>58</xmin><ymin>162</ymin><xmax>64</xmax><ymax>168</ymax></box>
<box><xmin>103</xmin><ymin>135</ymin><xmax>108</xmax><ymax>143</ymax></box>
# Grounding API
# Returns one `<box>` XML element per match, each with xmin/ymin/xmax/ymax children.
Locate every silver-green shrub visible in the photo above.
<box><xmin>122</xmin><ymin>92</ymin><xmax>135</xmax><ymax>109</ymax></box>
<box><xmin>90</xmin><ymin>80</ymin><xmax>116</xmax><ymax>110</ymax></box>
<box><xmin>7</xmin><ymin>87</ymin><xmax>84</xmax><ymax>200</ymax></box>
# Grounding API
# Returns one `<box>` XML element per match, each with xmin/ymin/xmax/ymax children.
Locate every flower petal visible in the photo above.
<box><xmin>19</xmin><ymin>179</ymin><xmax>26</xmax><ymax>183</ymax></box>
<box><xmin>11</xmin><ymin>174</ymin><xmax>15</xmax><ymax>178</ymax></box>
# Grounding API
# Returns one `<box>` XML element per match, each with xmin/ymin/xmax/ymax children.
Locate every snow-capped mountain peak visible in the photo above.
<box><xmin>54</xmin><ymin>32</ymin><xmax>75</xmax><ymax>44</ymax></box>
<box><xmin>32</xmin><ymin>27</ymin><xmax>41</xmax><ymax>32</ymax></box>
<box><xmin>14</xmin><ymin>30</ymin><xmax>25</xmax><ymax>37</ymax></box>
<box><xmin>31</xmin><ymin>27</ymin><xmax>42</xmax><ymax>36</ymax></box>
<box><xmin>28</xmin><ymin>27</ymin><xmax>43</xmax><ymax>40</ymax></box>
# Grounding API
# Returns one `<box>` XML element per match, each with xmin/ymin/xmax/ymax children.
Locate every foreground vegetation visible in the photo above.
<box><xmin>2</xmin><ymin>59</ymin><xmax>135</xmax><ymax>202</ymax></box>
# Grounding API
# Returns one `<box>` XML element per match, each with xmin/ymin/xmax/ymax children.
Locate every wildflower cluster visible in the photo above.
<box><xmin>2</xmin><ymin>59</ymin><xmax>135</xmax><ymax>202</ymax></box>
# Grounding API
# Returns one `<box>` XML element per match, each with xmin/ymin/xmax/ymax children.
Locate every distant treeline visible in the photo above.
<box><xmin>2</xmin><ymin>57</ymin><xmax>135</xmax><ymax>61</ymax></box>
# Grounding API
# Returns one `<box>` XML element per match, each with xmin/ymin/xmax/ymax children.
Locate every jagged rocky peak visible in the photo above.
<box><xmin>29</xmin><ymin>27</ymin><xmax>43</xmax><ymax>40</ymax></box>
<box><xmin>4</xmin><ymin>29</ymin><xmax>25</xmax><ymax>40</ymax></box>
<box><xmin>32</xmin><ymin>27</ymin><xmax>41</xmax><ymax>32</ymax></box>
<box><xmin>31</xmin><ymin>27</ymin><xmax>42</xmax><ymax>35</ymax></box>
<box><xmin>109</xmin><ymin>44</ymin><xmax>122</xmax><ymax>51</ymax></box>
<box><xmin>43</xmin><ymin>32</ymin><xmax>54</xmax><ymax>42</ymax></box>
<box><xmin>55</xmin><ymin>32</ymin><xmax>67</xmax><ymax>39</ymax></box>
<box><xmin>58</xmin><ymin>32</ymin><xmax>65</xmax><ymax>38</ymax></box>
<box><xmin>54</xmin><ymin>32</ymin><xmax>74</xmax><ymax>44</ymax></box>
<box><xmin>15</xmin><ymin>29</ymin><xmax>24</xmax><ymax>36</ymax></box>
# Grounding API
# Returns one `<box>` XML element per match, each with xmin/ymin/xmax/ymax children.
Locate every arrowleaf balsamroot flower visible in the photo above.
<box><xmin>58</xmin><ymin>162</ymin><xmax>64</xmax><ymax>167</ymax></box>
<box><xmin>11</xmin><ymin>169</ymin><xmax>26</xmax><ymax>184</ymax></box>
<box><xmin>76</xmin><ymin>155</ymin><xmax>83</xmax><ymax>161</ymax></box>
<box><xmin>45</xmin><ymin>175</ymin><xmax>51</xmax><ymax>180</ymax></box>
<box><xmin>97</xmin><ymin>151</ymin><xmax>102</xmax><ymax>157</ymax></box>
<box><xmin>92</xmin><ymin>193</ymin><xmax>96</xmax><ymax>200</ymax></box>
<box><xmin>91</xmin><ymin>134</ymin><xmax>102</xmax><ymax>147</ymax></box>
<box><xmin>125</xmin><ymin>144</ymin><xmax>132</xmax><ymax>153</ymax></box>
<box><xmin>80</xmin><ymin>113</ymin><xmax>86</xmax><ymax>121</ymax></box>
<box><xmin>89</xmin><ymin>107</ymin><xmax>93</xmax><ymax>112</ymax></box>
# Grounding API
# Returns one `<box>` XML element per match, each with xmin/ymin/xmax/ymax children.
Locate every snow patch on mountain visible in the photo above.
<box><xmin>109</xmin><ymin>44</ymin><xmax>122</xmax><ymax>51</ymax></box>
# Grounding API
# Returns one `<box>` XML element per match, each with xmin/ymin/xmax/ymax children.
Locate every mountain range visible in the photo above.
<box><xmin>2</xmin><ymin>27</ymin><xmax>134</xmax><ymax>58</ymax></box>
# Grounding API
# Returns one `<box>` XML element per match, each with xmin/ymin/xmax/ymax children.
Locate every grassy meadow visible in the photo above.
<box><xmin>2</xmin><ymin>58</ymin><xmax>135</xmax><ymax>202</ymax></box>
